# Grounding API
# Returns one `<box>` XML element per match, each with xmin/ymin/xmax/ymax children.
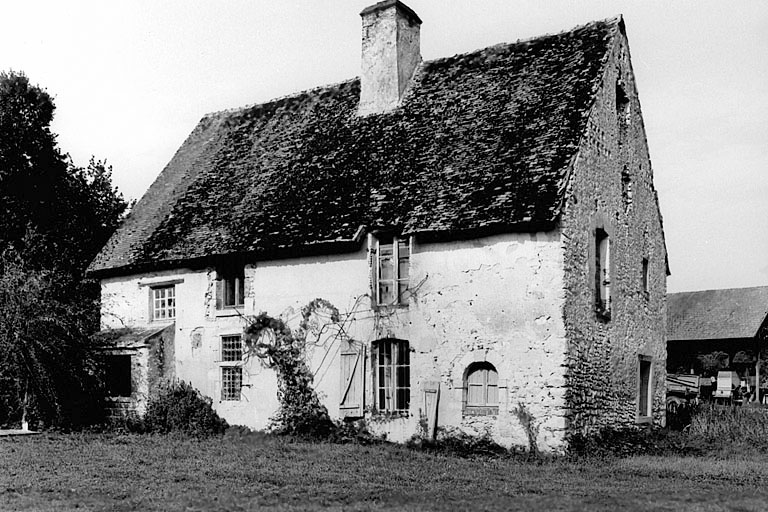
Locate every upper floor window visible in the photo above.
<box><xmin>373</xmin><ymin>339</ymin><xmax>410</xmax><ymax>412</ymax></box>
<box><xmin>642</xmin><ymin>257</ymin><xmax>649</xmax><ymax>297</ymax></box>
<box><xmin>374</xmin><ymin>235</ymin><xmax>409</xmax><ymax>306</ymax></box>
<box><xmin>464</xmin><ymin>362</ymin><xmax>499</xmax><ymax>416</ymax></box>
<box><xmin>595</xmin><ymin>228</ymin><xmax>611</xmax><ymax>317</ymax></box>
<box><xmin>151</xmin><ymin>285</ymin><xmax>176</xmax><ymax>321</ymax></box>
<box><xmin>221</xmin><ymin>335</ymin><xmax>243</xmax><ymax>362</ymax></box>
<box><xmin>216</xmin><ymin>266</ymin><xmax>244</xmax><ymax>309</ymax></box>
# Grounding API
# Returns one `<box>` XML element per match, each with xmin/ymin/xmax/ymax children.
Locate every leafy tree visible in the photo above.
<box><xmin>0</xmin><ymin>70</ymin><xmax>129</xmax><ymax>427</ymax></box>
<box><xmin>0</xmin><ymin>70</ymin><xmax>129</xmax><ymax>274</ymax></box>
<box><xmin>0</xmin><ymin>251</ymin><xmax>104</xmax><ymax>427</ymax></box>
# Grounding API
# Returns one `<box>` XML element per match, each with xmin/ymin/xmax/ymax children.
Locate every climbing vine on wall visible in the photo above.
<box><xmin>243</xmin><ymin>299</ymin><xmax>340</xmax><ymax>437</ymax></box>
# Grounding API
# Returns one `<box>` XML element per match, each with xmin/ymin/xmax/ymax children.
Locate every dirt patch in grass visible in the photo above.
<box><xmin>2</xmin><ymin>433</ymin><xmax>768</xmax><ymax>511</ymax></box>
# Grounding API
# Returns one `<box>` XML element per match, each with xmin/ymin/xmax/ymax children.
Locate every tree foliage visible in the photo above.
<box><xmin>0</xmin><ymin>251</ymin><xmax>104</xmax><ymax>427</ymax></box>
<box><xmin>0</xmin><ymin>70</ymin><xmax>129</xmax><ymax>274</ymax></box>
<box><xmin>0</xmin><ymin>70</ymin><xmax>129</xmax><ymax>427</ymax></box>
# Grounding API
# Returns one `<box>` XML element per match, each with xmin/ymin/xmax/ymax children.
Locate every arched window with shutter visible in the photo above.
<box><xmin>463</xmin><ymin>362</ymin><xmax>499</xmax><ymax>416</ymax></box>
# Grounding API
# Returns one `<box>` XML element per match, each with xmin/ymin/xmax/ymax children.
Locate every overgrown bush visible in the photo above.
<box><xmin>143</xmin><ymin>381</ymin><xmax>228</xmax><ymax>437</ymax></box>
<box><xmin>567</xmin><ymin>427</ymin><xmax>703</xmax><ymax>458</ymax></box>
<box><xmin>408</xmin><ymin>426</ymin><xmax>510</xmax><ymax>458</ymax></box>
<box><xmin>666</xmin><ymin>400</ymin><xmax>700</xmax><ymax>431</ymax></box>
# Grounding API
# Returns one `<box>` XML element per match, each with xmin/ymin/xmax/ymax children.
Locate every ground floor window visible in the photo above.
<box><xmin>220</xmin><ymin>334</ymin><xmax>243</xmax><ymax>401</ymax></box>
<box><xmin>221</xmin><ymin>367</ymin><xmax>242</xmax><ymax>401</ymax></box>
<box><xmin>373</xmin><ymin>339</ymin><xmax>410</xmax><ymax>412</ymax></box>
<box><xmin>638</xmin><ymin>355</ymin><xmax>653</xmax><ymax>420</ymax></box>
<box><xmin>464</xmin><ymin>362</ymin><xmax>499</xmax><ymax>415</ymax></box>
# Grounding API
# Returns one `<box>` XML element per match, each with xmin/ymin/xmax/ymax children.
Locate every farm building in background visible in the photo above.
<box><xmin>667</xmin><ymin>286</ymin><xmax>768</xmax><ymax>402</ymax></box>
<box><xmin>88</xmin><ymin>1</ymin><xmax>668</xmax><ymax>451</ymax></box>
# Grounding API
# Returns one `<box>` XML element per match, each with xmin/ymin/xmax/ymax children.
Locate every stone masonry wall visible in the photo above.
<box><xmin>560</xmin><ymin>28</ymin><xmax>668</xmax><ymax>434</ymax></box>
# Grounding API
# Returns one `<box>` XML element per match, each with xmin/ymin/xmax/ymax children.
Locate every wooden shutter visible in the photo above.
<box><xmin>339</xmin><ymin>341</ymin><xmax>365</xmax><ymax>418</ymax></box>
<box><xmin>215</xmin><ymin>277</ymin><xmax>224</xmax><ymax>310</ymax></box>
<box><xmin>422</xmin><ymin>381</ymin><xmax>440</xmax><ymax>440</ymax></box>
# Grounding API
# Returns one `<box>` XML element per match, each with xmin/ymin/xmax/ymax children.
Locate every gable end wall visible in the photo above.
<box><xmin>560</xmin><ymin>29</ymin><xmax>668</xmax><ymax>434</ymax></box>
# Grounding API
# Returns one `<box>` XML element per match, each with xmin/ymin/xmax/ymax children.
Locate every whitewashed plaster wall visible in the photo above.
<box><xmin>99</xmin><ymin>231</ymin><xmax>568</xmax><ymax>450</ymax></box>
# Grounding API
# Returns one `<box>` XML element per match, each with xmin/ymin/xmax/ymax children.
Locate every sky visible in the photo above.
<box><xmin>2</xmin><ymin>0</ymin><xmax>766</xmax><ymax>293</ymax></box>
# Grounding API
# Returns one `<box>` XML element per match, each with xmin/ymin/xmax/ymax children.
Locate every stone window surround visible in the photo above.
<box><xmin>463</xmin><ymin>361</ymin><xmax>500</xmax><ymax>416</ymax></box>
<box><xmin>637</xmin><ymin>354</ymin><xmax>653</xmax><ymax>424</ymax></box>
<box><xmin>451</xmin><ymin>350</ymin><xmax>508</xmax><ymax>417</ymax></box>
<box><xmin>588</xmin><ymin>212</ymin><xmax>615</xmax><ymax>322</ymax></box>
<box><xmin>216</xmin><ymin>266</ymin><xmax>245</xmax><ymax>312</ymax></box>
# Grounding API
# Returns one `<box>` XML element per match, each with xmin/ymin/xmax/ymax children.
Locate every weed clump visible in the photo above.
<box><xmin>143</xmin><ymin>381</ymin><xmax>228</xmax><ymax>437</ymax></box>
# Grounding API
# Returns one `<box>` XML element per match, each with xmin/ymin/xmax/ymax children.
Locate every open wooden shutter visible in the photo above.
<box><xmin>215</xmin><ymin>276</ymin><xmax>224</xmax><ymax>310</ymax></box>
<box><xmin>339</xmin><ymin>341</ymin><xmax>365</xmax><ymax>418</ymax></box>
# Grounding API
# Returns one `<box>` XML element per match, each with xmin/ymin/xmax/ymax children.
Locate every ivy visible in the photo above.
<box><xmin>243</xmin><ymin>300</ymin><xmax>338</xmax><ymax>437</ymax></box>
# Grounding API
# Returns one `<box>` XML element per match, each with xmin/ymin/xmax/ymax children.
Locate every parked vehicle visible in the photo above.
<box><xmin>666</xmin><ymin>373</ymin><xmax>700</xmax><ymax>412</ymax></box>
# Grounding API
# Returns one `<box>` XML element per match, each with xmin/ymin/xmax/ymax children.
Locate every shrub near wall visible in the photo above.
<box><xmin>144</xmin><ymin>381</ymin><xmax>228</xmax><ymax>437</ymax></box>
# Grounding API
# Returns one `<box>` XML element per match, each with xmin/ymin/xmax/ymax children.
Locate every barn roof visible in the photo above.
<box><xmin>667</xmin><ymin>286</ymin><xmax>768</xmax><ymax>341</ymax></box>
<box><xmin>89</xmin><ymin>17</ymin><xmax>622</xmax><ymax>277</ymax></box>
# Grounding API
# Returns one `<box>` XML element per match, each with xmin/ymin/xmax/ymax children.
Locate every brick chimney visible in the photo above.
<box><xmin>358</xmin><ymin>0</ymin><xmax>422</xmax><ymax>116</ymax></box>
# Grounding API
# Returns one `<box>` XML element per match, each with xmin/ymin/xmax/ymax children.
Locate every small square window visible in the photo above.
<box><xmin>151</xmin><ymin>286</ymin><xmax>176</xmax><ymax>321</ymax></box>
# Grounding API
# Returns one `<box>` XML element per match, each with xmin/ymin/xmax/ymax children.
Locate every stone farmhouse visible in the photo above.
<box><xmin>88</xmin><ymin>1</ymin><xmax>668</xmax><ymax>451</ymax></box>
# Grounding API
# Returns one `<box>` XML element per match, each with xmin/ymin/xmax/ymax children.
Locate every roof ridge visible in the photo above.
<box><xmin>670</xmin><ymin>285</ymin><xmax>768</xmax><ymax>295</ymax></box>
<box><xmin>199</xmin><ymin>15</ymin><xmax>623</xmax><ymax>122</ymax></box>
<box><xmin>422</xmin><ymin>15</ymin><xmax>622</xmax><ymax>69</ymax></box>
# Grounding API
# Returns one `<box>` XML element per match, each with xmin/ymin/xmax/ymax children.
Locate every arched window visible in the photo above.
<box><xmin>464</xmin><ymin>362</ymin><xmax>499</xmax><ymax>415</ymax></box>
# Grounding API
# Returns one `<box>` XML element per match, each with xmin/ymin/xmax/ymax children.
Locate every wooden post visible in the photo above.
<box><xmin>422</xmin><ymin>381</ymin><xmax>440</xmax><ymax>440</ymax></box>
<box><xmin>756</xmin><ymin>343</ymin><xmax>761</xmax><ymax>404</ymax></box>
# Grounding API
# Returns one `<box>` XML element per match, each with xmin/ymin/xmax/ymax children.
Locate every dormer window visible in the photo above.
<box><xmin>373</xmin><ymin>235</ymin><xmax>410</xmax><ymax>307</ymax></box>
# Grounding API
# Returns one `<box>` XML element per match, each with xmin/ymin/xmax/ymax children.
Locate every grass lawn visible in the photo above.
<box><xmin>2</xmin><ymin>433</ymin><xmax>768</xmax><ymax>511</ymax></box>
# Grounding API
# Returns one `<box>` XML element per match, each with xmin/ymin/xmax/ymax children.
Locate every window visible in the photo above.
<box><xmin>151</xmin><ymin>285</ymin><xmax>176</xmax><ymax>321</ymax></box>
<box><xmin>642</xmin><ymin>257</ymin><xmax>649</xmax><ymax>297</ymax></box>
<box><xmin>105</xmin><ymin>355</ymin><xmax>132</xmax><ymax>397</ymax></box>
<box><xmin>595</xmin><ymin>228</ymin><xmax>611</xmax><ymax>317</ymax></box>
<box><xmin>221</xmin><ymin>367</ymin><xmax>242</xmax><ymax>401</ymax></box>
<box><xmin>374</xmin><ymin>235</ymin><xmax>409</xmax><ymax>306</ymax></box>
<box><xmin>616</xmin><ymin>78</ymin><xmax>629</xmax><ymax>123</ymax></box>
<box><xmin>464</xmin><ymin>362</ymin><xmax>499</xmax><ymax>415</ymax></box>
<box><xmin>373</xmin><ymin>339</ymin><xmax>410</xmax><ymax>412</ymax></box>
<box><xmin>638</xmin><ymin>356</ymin><xmax>653</xmax><ymax>421</ymax></box>
<box><xmin>216</xmin><ymin>267</ymin><xmax>244</xmax><ymax>309</ymax></box>
<box><xmin>221</xmin><ymin>335</ymin><xmax>243</xmax><ymax>362</ymax></box>
<box><xmin>220</xmin><ymin>335</ymin><xmax>243</xmax><ymax>401</ymax></box>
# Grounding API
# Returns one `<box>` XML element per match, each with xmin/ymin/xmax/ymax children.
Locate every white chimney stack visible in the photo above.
<box><xmin>358</xmin><ymin>0</ymin><xmax>422</xmax><ymax>116</ymax></box>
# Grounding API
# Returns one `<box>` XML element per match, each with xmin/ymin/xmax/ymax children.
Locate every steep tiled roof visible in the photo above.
<box><xmin>667</xmin><ymin>286</ymin><xmax>768</xmax><ymax>341</ymax></box>
<box><xmin>89</xmin><ymin>18</ymin><xmax>621</xmax><ymax>276</ymax></box>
